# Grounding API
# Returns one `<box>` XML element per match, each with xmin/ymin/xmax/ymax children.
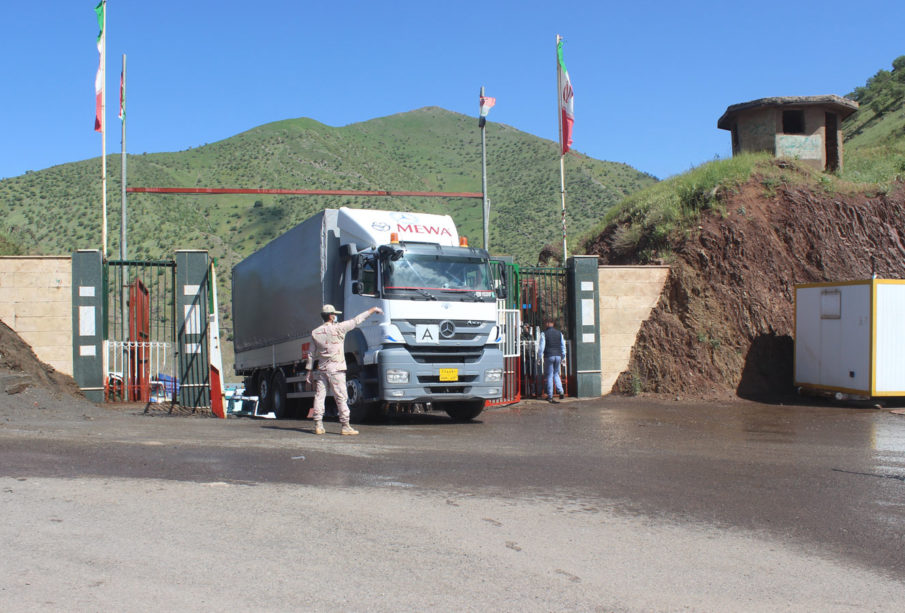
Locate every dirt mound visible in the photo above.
<box><xmin>0</xmin><ymin>320</ymin><xmax>84</xmax><ymax>399</ymax></box>
<box><xmin>586</xmin><ymin>174</ymin><xmax>905</xmax><ymax>399</ymax></box>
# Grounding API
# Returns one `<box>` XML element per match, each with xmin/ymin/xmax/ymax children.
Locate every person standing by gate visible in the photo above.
<box><xmin>538</xmin><ymin>318</ymin><xmax>566</xmax><ymax>403</ymax></box>
<box><xmin>306</xmin><ymin>304</ymin><xmax>382</xmax><ymax>435</ymax></box>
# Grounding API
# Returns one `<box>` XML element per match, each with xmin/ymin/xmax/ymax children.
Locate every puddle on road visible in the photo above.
<box><xmin>366</xmin><ymin>475</ymin><xmax>415</xmax><ymax>488</ymax></box>
<box><xmin>870</xmin><ymin>420</ymin><xmax>905</xmax><ymax>483</ymax></box>
<box><xmin>872</xmin><ymin>421</ymin><xmax>905</xmax><ymax>455</ymax></box>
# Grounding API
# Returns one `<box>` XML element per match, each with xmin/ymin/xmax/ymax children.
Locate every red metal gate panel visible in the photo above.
<box><xmin>128</xmin><ymin>278</ymin><xmax>150</xmax><ymax>402</ymax></box>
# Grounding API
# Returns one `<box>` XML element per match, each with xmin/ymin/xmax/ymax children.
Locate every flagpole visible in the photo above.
<box><xmin>560</xmin><ymin>155</ymin><xmax>567</xmax><ymax>260</ymax></box>
<box><xmin>480</xmin><ymin>86</ymin><xmax>489</xmax><ymax>251</ymax></box>
<box><xmin>556</xmin><ymin>34</ymin><xmax>567</xmax><ymax>261</ymax></box>
<box><xmin>101</xmin><ymin>1</ymin><xmax>107</xmax><ymax>259</ymax></box>
<box><xmin>119</xmin><ymin>54</ymin><xmax>128</xmax><ymax>351</ymax></box>
<box><xmin>120</xmin><ymin>53</ymin><xmax>127</xmax><ymax>262</ymax></box>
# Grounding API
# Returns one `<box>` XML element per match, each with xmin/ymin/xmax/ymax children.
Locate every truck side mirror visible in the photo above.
<box><xmin>377</xmin><ymin>245</ymin><xmax>404</xmax><ymax>261</ymax></box>
<box><xmin>494</xmin><ymin>262</ymin><xmax>508</xmax><ymax>300</ymax></box>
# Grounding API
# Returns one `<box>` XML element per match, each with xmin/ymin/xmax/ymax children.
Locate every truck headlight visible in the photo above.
<box><xmin>485</xmin><ymin>368</ymin><xmax>503</xmax><ymax>382</ymax></box>
<box><xmin>386</xmin><ymin>369</ymin><xmax>409</xmax><ymax>384</ymax></box>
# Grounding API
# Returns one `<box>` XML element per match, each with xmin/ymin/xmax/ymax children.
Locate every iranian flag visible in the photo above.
<box><xmin>557</xmin><ymin>39</ymin><xmax>574</xmax><ymax>155</ymax></box>
<box><xmin>479</xmin><ymin>95</ymin><xmax>496</xmax><ymax>117</ymax></box>
<box><xmin>118</xmin><ymin>68</ymin><xmax>124</xmax><ymax>120</ymax></box>
<box><xmin>94</xmin><ymin>1</ymin><xmax>105</xmax><ymax>132</ymax></box>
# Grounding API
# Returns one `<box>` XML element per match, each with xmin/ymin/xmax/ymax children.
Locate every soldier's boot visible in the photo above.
<box><xmin>340</xmin><ymin>423</ymin><xmax>359</xmax><ymax>436</ymax></box>
<box><xmin>313</xmin><ymin>420</ymin><xmax>325</xmax><ymax>435</ymax></box>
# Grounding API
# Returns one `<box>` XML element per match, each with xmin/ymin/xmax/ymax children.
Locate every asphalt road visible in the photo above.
<box><xmin>2</xmin><ymin>392</ymin><xmax>904</xmax><ymax>611</ymax></box>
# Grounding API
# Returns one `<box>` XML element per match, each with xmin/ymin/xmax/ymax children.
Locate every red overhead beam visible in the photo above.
<box><xmin>126</xmin><ymin>187</ymin><xmax>483</xmax><ymax>198</ymax></box>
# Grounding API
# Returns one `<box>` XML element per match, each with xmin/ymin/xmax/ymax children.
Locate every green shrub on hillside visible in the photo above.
<box><xmin>580</xmin><ymin>154</ymin><xmax>770</xmax><ymax>260</ymax></box>
<box><xmin>849</xmin><ymin>56</ymin><xmax>905</xmax><ymax>118</ymax></box>
<box><xmin>842</xmin><ymin>143</ymin><xmax>905</xmax><ymax>185</ymax></box>
<box><xmin>0</xmin><ymin>232</ymin><xmax>24</xmax><ymax>256</ymax></box>
<box><xmin>843</xmin><ymin>54</ymin><xmax>905</xmax><ymax>185</ymax></box>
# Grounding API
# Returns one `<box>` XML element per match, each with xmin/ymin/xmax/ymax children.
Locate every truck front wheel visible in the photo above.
<box><xmin>345</xmin><ymin>363</ymin><xmax>375</xmax><ymax>423</ymax></box>
<box><xmin>442</xmin><ymin>400</ymin><xmax>485</xmax><ymax>422</ymax></box>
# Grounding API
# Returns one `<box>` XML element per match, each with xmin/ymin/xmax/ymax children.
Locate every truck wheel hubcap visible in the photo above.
<box><xmin>347</xmin><ymin>379</ymin><xmax>363</xmax><ymax>406</ymax></box>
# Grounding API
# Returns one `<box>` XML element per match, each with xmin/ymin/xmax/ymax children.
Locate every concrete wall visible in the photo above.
<box><xmin>736</xmin><ymin>108</ymin><xmax>776</xmax><ymax>154</ymax></box>
<box><xmin>0</xmin><ymin>256</ymin><xmax>72</xmax><ymax>376</ymax></box>
<box><xmin>598</xmin><ymin>265</ymin><xmax>670</xmax><ymax>393</ymax></box>
<box><xmin>774</xmin><ymin>107</ymin><xmax>826</xmax><ymax>170</ymax></box>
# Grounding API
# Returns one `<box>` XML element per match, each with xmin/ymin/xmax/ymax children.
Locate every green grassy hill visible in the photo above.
<box><xmin>0</xmin><ymin>107</ymin><xmax>653</xmax><ymax>267</ymax></box>
<box><xmin>842</xmin><ymin>55</ymin><xmax>905</xmax><ymax>183</ymax></box>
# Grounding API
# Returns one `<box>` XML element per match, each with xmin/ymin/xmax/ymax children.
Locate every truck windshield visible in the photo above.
<box><xmin>383</xmin><ymin>254</ymin><xmax>493</xmax><ymax>295</ymax></box>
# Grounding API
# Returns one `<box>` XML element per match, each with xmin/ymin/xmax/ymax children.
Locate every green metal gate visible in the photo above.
<box><xmin>104</xmin><ymin>259</ymin><xmax>178</xmax><ymax>404</ymax></box>
<box><xmin>519</xmin><ymin>265</ymin><xmax>571</xmax><ymax>398</ymax></box>
<box><xmin>488</xmin><ymin>262</ymin><xmax>572</xmax><ymax>402</ymax></box>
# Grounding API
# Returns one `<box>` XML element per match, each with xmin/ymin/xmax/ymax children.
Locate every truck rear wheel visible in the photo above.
<box><xmin>442</xmin><ymin>400</ymin><xmax>485</xmax><ymax>422</ymax></box>
<box><xmin>256</xmin><ymin>370</ymin><xmax>273</xmax><ymax>416</ymax></box>
<box><xmin>270</xmin><ymin>370</ymin><xmax>289</xmax><ymax>419</ymax></box>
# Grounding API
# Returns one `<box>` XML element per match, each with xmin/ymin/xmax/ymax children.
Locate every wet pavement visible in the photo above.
<box><xmin>3</xmin><ymin>395</ymin><xmax>905</xmax><ymax>580</ymax></box>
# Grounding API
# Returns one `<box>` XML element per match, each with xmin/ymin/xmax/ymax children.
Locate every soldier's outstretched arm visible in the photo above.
<box><xmin>354</xmin><ymin>306</ymin><xmax>383</xmax><ymax>325</ymax></box>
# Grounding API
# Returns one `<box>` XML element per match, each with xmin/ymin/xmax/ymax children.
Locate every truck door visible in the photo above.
<box><xmin>347</xmin><ymin>254</ymin><xmax>378</xmax><ymax>316</ymax></box>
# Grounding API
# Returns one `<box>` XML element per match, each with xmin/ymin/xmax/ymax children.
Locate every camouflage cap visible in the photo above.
<box><xmin>321</xmin><ymin>304</ymin><xmax>342</xmax><ymax>315</ymax></box>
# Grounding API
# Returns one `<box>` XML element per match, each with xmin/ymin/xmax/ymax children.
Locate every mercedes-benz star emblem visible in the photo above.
<box><xmin>439</xmin><ymin>320</ymin><xmax>456</xmax><ymax>339</ymax></box>
<box><xmin>391</xmin><ymin>212</ymin><xmax>419</xmax><ymax>223</ymax></box>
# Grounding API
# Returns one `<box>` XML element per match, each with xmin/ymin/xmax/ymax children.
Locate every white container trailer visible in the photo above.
<box><xmin>794</xmin><ymin>279</ymin><xmax>905</xmax><ymax>397</ymax></box>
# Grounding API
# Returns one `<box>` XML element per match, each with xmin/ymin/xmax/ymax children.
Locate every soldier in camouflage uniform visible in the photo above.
<box><xmin>306</xmin><ymin>304</ymin><xmax>383</xmax><ymax>435</ymax></box>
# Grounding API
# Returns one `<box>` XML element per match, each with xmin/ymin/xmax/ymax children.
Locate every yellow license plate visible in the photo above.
<box><xmin>438</xmin><ymin>368</ymin><xmax>458</xmax><ymax>382</ymax></box>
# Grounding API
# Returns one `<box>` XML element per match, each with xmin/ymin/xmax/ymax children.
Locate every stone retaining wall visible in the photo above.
<box><xmin>598</xmin><ymin>266</ymin><xmax>669</xmax><ymax>393</ymax></box>
<box><xmin>0</xmin><ymin>256</ymin><xmax>72</xmax><ymax>375</ymax></box>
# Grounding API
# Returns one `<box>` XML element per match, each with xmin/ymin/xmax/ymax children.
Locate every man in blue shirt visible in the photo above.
<box><xmin>537</xmin><ymin>318</ymin><xmax>566</xmax><ymax>403</ymax></box>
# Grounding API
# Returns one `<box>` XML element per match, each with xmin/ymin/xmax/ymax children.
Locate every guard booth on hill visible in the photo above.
<box><xmin>489</xmin><ymin>256</ymin><xmax>601</xmax><ymax>405</ymax></box>
<box><xmin>71</xmin><ymin>249</ymin><xmax>217</xmax><ymax>410</ymax></box>
<box><xmin>717</xmin><ymin>95</ymin><xmax>859</xmax><ymax>172</ymax></box>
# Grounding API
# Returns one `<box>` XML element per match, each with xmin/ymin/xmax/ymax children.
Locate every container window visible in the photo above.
<box><xmin>820</xmin><ymin>289</ymin><xmax>841</xmax><ymax>319</ymax></box>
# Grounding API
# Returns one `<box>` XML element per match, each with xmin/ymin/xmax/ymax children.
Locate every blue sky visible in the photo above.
<box><xmin>2</xmin><ymin>1</ymin><xmax>903</xmax><ymax>181</ymax></box>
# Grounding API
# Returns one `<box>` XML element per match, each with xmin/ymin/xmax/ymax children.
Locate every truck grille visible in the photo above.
<box><xmin>425</xmin><ymin>385</ymin><xmax>473</xmax><ymax>394</ymax></box>
<box><xmin>402</xmin><ymin>332</ymin><xmax>483</xmax><ymax>342</ymax></box>
<box><xmin>409</xmin><ymin>347</ymin><xmax>484</xmax><ymax>364</ymax></box>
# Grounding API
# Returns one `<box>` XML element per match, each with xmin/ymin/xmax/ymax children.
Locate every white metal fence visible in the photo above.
<box><xmin>104</xmin><ymin>340</ymin><xmax>175</xmax><ymax>403</ymax></box>
<box><xmin>498</xmin><ymin>307</ymin><xmax>521</xmax><ymax>357</ymax></box>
